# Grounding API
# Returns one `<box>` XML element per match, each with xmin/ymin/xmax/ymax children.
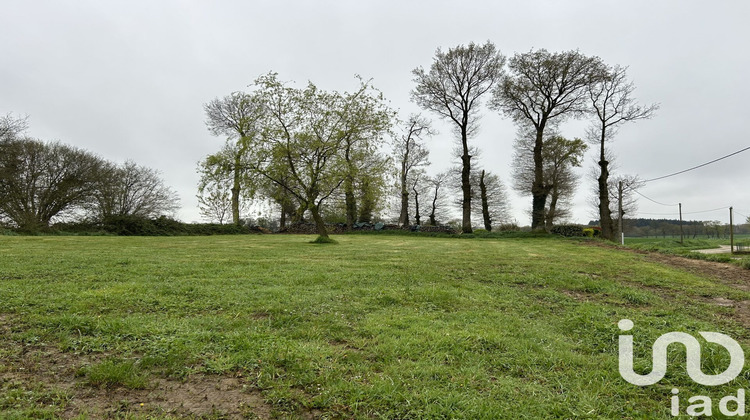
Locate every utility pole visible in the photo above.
<box><xmin>679</xmin><ymin>203</ymin><xmax>684</xmax><ymax>245</ymax></box>
<box><xmin>618</xmin><ymin>180</ymin><xmax>624</xmax><ymax>245</ymax></box>
<box><xmin>730</xmin><ymin>206</ymin><xmax>734</xmax><ymax>254</ymax></box>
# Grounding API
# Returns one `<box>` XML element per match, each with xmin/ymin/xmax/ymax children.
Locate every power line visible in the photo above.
<box><xmin>682</xmin><ymin>206</ymin><xmax>729</xmax><ymax>215</ymax></box>
<box><xmin>632</xmin><ymin>189</ymin><xmax>678</xmax><ymax>207</ymax></box>
<box><xmin>636</xmin><ymin>206</ymin><xmax>730</xmax><ymax>217</ymax></box>
<box><xmin>643</xmin><ymin>145</ymin><xmax>750</xmax><ymax>183</ymax></box>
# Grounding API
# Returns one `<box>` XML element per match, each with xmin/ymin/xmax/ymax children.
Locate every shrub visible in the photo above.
<box><xmin>550</xmin><ymin>225</ymin><xmax>586</xmax><ymax>237</ymax></box>
<box><xmin>48</xmin><ymin>217</ymin><xmax>263</xmax><ymax>236</ymax></box>
<box><xmin>496</xmin><ymin>222</ymin><xmax>520</xmax><ymax>232</ymax></box>
<box><xmin>583</xmin><ymin>227</ymin><xmax>602</xmax><ymax>238</ymax></box>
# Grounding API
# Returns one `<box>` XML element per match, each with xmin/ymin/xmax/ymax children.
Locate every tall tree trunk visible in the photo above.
<box><xmin>279</xmin><ymin>207</ymin><xmax>286</xmax><ymax>229</ymax></box>
<box><xmin>358</xmin><ymin>178</ymin><xmax>374</xmax><ymax>223</ymax></box>
<box><xmin>598</xmin><ymin>133</ymin><xmax>614</xmax><ymax>241</ymax></box>
<box><xmin>480</xmin><ymin>170</ymin><xmax>492</xmax><ymax>231</ymax></box>
<box><xmin>413</xmin><ymin>184</ymin><xmax>421</xmax><ymax>226</ymax></box>
<box><xmin>344</xmin><ymin>175</ymin><xmax>356</xmax><ymax>230</ymax></box>
<box><xmin>531</xmin><ymin>126</ymin><xmax>547</xmax><ymax>231</ymax></box>
<box><xmin>460</xmin><ymin>126</ymin><xmax>472</xmax><ymax>234</ymax></box>
<box><xmin>292</xmin><ymin>204</ymin><xmax>306</xmax><ymax>223</ymax></box>
<box><xmin>429</xmin><ymin>185</ymin><xmax>439</xmax><ymax>226</ymax></box>
<box><xmin>309</xmin><ymin>204</ymin><xmax>329</xmax><ymax>239</ymax></box>
<box><xmin>545</xmin><ymin>188</ymin><xmax>559</xmax><ymax>231</ymax></box>
<box><xmin>344</xmin><ymin>145</ymin><xmax>356</xmax><ymax>230</ymax></box>
<box><xmin>398</xmin><ymin>157</ymin><xmax>409</xmax><ymax>226</ymax></box>
<box><xmin>231</xmin><ymin>154</ymin><xmax>241</xmax><ymax>225</ymax></box>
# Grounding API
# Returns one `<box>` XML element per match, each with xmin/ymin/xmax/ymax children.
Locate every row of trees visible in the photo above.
<box><xmin>197</xmin><ymin>76</ymin><xmax>512</xmax><ymax>239</ymax></box>
<box><xmin>0</xmin><ymin>114</ymin><xmax>179</xmax><ymax>231</ymax></box>
<box><xmin>198</xmin><ymin>42</ymin><xmax>658</xmax><ymax>240</ymax></box>
<box><xmin>614</xmin><ymin>218</ymin><xmax>750</xmax><ymax>239</ymax></box>
<box><xmin>411</xmin><ymin>42</ymin><xmax>657</xmax><ymax>237</ymax></box>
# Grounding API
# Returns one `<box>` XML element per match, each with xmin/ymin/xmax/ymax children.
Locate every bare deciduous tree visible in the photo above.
<box><xmin>197</xmin><ymin>183</ymin><xmax>232</xmax><ymax>224</ymax></box>
<box><xmin>473</xmin><ymin>169</ymin><xmax>510</xmax><ymax>231</ymax></box>
<box><xmin>0</xmin><ymin>139</ymin><xmax>107</xmax><ymax>231</ymax></box>
<box><xmin>0</xmin><ymin>113</ymin><xmax>28</xmax><ymax>141</ymax></box>
<box><xmin>91</xmin><ymin>160</ymin><xmax>179</xmax><ymax>220</ymax></box>
<box><xmin>492</xmin><ymin>49</ymin><xmax>607</xmax><ymax>230</ymax></box>
<box><xmin>412</xmin><ymin>41</ymin><xmax>505</xmax><ymax>233</ymax></box>
<box><xmin>610</xmin><ymin>174</ymin><xmax>643</xmax><ymax>235</ymax></box>
<box><xmin>393</xmin><ymin>115</ymin><xmax>432</xmax><ymax>226</ymax></box>
<box><xmin>426</xmin><ymin>171</ymin><xmax>450</xmax><ymax>226</ymax></box>
<box><xmin>587</xmin><ymin>64</ymin><xmax>658</xmax><ymax>241</ymax></box>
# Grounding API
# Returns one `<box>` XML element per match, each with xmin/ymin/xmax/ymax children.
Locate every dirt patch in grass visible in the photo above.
<box><xmin>0</xmin><ymin>329</ymin><xmax>273</xmax><ymax>419</ymax></box>
<box><xmin>560</xmin><ymin>289</ymin><xmax>598</xmax><ymax>302</ymax></box>
<box><xmin>643</xmin><ymin>252</ymin><xmax>750</xmax><ymax>290</ymax></box>
<box><xmin>580</xmin><ymin>241</ymin><xmax>750</xmax><ymax>327</ymax></box>
<box><xmin>581</xmin><ymin>241</ymin><xmax>750</xmax><ymax>288</ymax></box>
<box><xmin>63</xmin><ymin>374</ymin><xmax>271</xmax><ymax>419</ymax></box>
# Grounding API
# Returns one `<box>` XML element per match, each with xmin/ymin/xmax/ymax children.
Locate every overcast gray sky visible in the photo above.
<box><xmin>2</xmin><ymin>0</ymin><xmax>749</xmax><ymax>225</ymax></box>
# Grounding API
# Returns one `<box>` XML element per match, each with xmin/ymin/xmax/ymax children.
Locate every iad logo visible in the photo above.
<box><xmin>618</xmin><ymin>319</ymin><xmax>744</xmax><ymax>386</ymax></box>
<box><xmin>618</xmin><ymin>319</ymin><xmax>747</xmax><ymax>417</ymax></box>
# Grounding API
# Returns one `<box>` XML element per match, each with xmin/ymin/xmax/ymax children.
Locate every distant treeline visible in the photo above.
<box><xmin>588</xmin><ymin>218</ymin><xmax>750</xmax><ymax>238</ymax></box>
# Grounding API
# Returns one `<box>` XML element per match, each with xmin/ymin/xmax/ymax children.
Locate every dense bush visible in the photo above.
<box><xmin>583</xmin><ymin>227</ymin><xmax>602</xmax><ymax>238</ymax></box>
<box><xmin>550</xmin><ymin>225</ymin><xmax>586</xmax><ymax>237</ymax></box>
<box><xmin>50</xmin><ymin>216</ymin><xmax>262</xmax><ymax>236</ymax></box>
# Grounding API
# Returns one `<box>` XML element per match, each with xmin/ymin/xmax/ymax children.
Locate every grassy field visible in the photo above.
<box><xmin>624</xmin><ymin>236</ymin><xmax>750</xmax><ymax>269</ymax></box>
<box><xmin>2</xmin><ymin>234</ymin><xmax>750</xmax><ymax>418</ymax></box>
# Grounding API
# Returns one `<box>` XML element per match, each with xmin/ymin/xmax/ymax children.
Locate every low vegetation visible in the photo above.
<box><xmin>2</xmin><ymin>235</ymin><xmax>750</xmax><ymax>418</ymax></box>
<box><xmin>626</xmin><ymin>237</ymin><xmax>750</xmax><ymax>269</ymax></box>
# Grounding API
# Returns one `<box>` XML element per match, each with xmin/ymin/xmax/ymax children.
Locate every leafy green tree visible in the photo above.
<box><xmin>249</xmin><ymin>73</ymin><xmax>394</xmax><ymax>240</ymax></box>
<box><xmin>587</xmin><ymin>64</ymin><xmax>658</xmax><ymax>241</ymax></box>
<box><xmin>197</xmin><ymin>142</ymin><xmax>256</xmax><ymax>223</ymax></box>
<box><xmin>512</xmin><ymin>128</ymin><xmax>587</xmax><ymax>229</ymax></box>
<box><xmin>412</xmin><ymin>41</ymin><xmax>505</xmax><ymax>233</ymax></box>
<box><xmin>341</xmin><ymin>103</ymin><xmax>391</xmax><ymax>228</ymax></box>
<box><xmin>492</xmin><ymin>49</ymin><xmax>607</xmax><ymax>230</ymax></box>
<box><xmin>203</xmin><ymin>92</ymin><xmax>265</xmax><ymax>225</ymax></box>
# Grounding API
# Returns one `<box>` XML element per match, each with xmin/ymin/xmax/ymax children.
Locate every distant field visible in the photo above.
<box><xmin>625</xmin><ymin>234</ymin><xmax>750</xmax><ymax>247</ymax></box>
<box><xmin>2</xmin><ymin>235</ymin><xmax>750</xmax><ymax>418</ymax></box>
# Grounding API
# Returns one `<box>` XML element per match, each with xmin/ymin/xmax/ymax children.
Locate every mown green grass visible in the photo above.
<box><xmin>2</xmin><ymin>235</ymin><xmax>750</xmax><ymax>418</ymax></box>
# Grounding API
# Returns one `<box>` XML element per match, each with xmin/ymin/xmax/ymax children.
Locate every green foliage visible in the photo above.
<box><xmin>49</xmin><ymin>216</ymin><xmax>260</xmax><ymax>236</ymax></box>
<box><xmin>77</xmin><ymin>359</ymin><xmax>148</xmax><ymax>389</ymax></box>
<box><xmin>238</xmin><ymin>72</ymin><xmax>395</xmax><ymax>237</ymax></box>
<box><xmin>550</xmin><ymin>225</ymin><xmax>585</xmax><ymax>237</ymax></box>
<box><xmin>582</xmin><ymin>227</ymin><xmax>602</xmax><ymax>238</ymax></box>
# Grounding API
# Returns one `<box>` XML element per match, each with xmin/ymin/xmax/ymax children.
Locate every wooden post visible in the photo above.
<box><xmin>679</xmin><ymin>203</ymin><xmax>684</xmax><ymax>245</ymax></box>
<box><xmin>730</xmin><ymin>206</ymin><xmax>734</xmax><ymax>254</ymax></box>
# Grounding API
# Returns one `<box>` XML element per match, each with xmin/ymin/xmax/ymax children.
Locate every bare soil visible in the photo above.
<box><xmin>581</xmin><ymin>241</ymin><xmax>750</xmax><ymax>327</ymax></box>
<box><xmin>0</xmin><ymin>339</ymin><xmax>274</xmax><ymax>419</ymax></box>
